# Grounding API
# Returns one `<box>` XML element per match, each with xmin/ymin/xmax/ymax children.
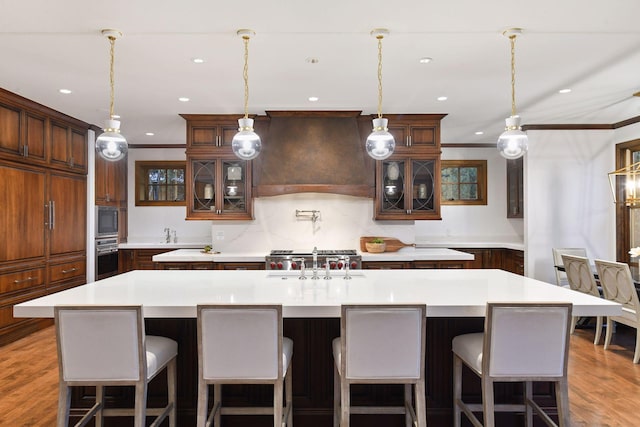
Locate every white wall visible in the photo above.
<box><xmin>415</xmin><ymin>147</ymin><xmax>523</xmax><ymax>241</ymax></box>
<box><xmin>126</xmin><ymin>147</ymin><xmax>212</xmax><ymax>243</ymax></box>
<box><xmin>525</xmin><ymin>129</ymin><xmax>616</xmax><ymax>284</ymax></box>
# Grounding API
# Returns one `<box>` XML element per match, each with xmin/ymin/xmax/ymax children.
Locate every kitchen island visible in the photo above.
<box><xmin>14</xmin><ymin>269</ymin><xmax>619</xmax><ymax>426</ymax></box>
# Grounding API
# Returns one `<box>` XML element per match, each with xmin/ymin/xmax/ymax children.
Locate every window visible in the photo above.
<box><xmin>441</xmin><ymin>160</ymin><xmax>487</xmax><ymax>205</ymax></box>
<box><xmin>135</xmin><ymin>161</ymin><xmax>186</xmax><ymax>206</ymax></box>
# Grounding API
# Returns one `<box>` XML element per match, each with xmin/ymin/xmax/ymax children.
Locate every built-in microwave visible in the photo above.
<box><xmin>96</xmin><ymin>206</ymin><xmax>119</xmax><ymax>238</ymax></box>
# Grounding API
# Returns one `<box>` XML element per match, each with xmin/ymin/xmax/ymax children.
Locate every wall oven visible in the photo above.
<box><xmin>96</xmin><ymin>206</ymin><xmax>119</xmax><ymax>238</ymax></box>
<box><xmin>96</xmin><ymin>237</ymin><xmax>119</xmax><ymax>280</ymax></box>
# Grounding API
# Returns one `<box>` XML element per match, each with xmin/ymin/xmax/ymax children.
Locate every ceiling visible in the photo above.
<box><xmin>2</xmin><ymin>0</ymin><xmax>640</xmax><ymax>147</ymax></box>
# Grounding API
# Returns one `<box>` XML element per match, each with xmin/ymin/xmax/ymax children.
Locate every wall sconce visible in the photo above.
<box><xmin>608</xmin><ymin>161</ymin><xmax>640</xmax><ymax>206</ymax></box>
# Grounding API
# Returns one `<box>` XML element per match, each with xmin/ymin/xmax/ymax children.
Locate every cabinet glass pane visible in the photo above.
<box><xmin>381</xmin><ymin>160</ymin><xmax>405</xmax><ymax>212</ymax></box>
<box><xmin>136</xmin><ymin>161</ymin><xmax>186</xmax><ymax>205</ymax></box>
<box><xmin>412</xmin><ymin>160</ymin><xmax>435</xmax><ymax>212</ymax></box>
<box><xmin>192</xmin><ymin>160</ymin><xmax>216</xmax><ymax>211</ymax></box>
<box><xmin>223</xmin><ymin>161</ymin><xmax>247</xmax><ymax>212</ymax></box>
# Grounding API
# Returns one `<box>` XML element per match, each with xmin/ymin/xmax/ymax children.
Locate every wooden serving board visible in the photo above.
<box><xmin>360</xmin><ymin>237</ymin><xmax>415</xmax><ymax>252</ymax></box>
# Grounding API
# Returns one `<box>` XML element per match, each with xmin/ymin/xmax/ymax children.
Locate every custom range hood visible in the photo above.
<box><xmin>252</xmin><ymin>111</ymin><xmax>375</xmax><ymax>198</ymax></box>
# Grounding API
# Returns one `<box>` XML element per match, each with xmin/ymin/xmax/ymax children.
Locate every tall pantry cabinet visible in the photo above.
<box><xmin>0</xmin><ymin>88</ymin><xmax>89</xmax><ymax>345</ymax></box>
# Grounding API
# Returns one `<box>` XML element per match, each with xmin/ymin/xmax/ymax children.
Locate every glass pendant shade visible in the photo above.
<box><xmin>497</xmin><ymin>116</ymin><xmax>528</xmax><ymax>159</ymax></box>
<box><xmin>366</xmin><ymin>117</ymin><xmax>395</xmax><ymax>160</ymax></box>
<box><xmin>232</xmin><ymin>118</ymin><xmax>261</xmax><ymax>160</ymax></box>
<box><xmin>96</xmin><ymin>119</ymin><xmax>128</xmax><ymax>162</ymax></box>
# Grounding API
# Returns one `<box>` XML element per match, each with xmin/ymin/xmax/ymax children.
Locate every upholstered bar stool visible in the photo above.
<box><xmin>332</xmin><ymin>304</ymin><xmax>427</xmax><ymax>427</ymax></box>
<box><xmin>561</xmin><ymin>254</ymin><xmax>604</xmax><ymax>344</ymax></box>
<box><xmin>452</xmin><ymin>302</ymin><xmax>572</xmax><ymax>427</ymax></box>
<box><xmin>55</xmin><ymin>305</ymin><xmax>177</xmax><ymax>427</ymax></box>
<box><xmin>196</xmin><ymin>304</ymin><xmax>293</xmax><ymax>427</ymax></box>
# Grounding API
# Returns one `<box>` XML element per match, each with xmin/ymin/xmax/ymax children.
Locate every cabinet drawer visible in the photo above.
<box><xmin>49</xmin><ymin>259</ymin><xmax>85</xmax><ymax>283</ymax></box>
<box><xmin>0</xmin><ymin>289</ymin><xmax>47</xmax><ymax>329</ymax></box>
<box><xmin>0</xmin><ymin>267</ymin><xmax>45</xmax><ymax>295</ymax></box>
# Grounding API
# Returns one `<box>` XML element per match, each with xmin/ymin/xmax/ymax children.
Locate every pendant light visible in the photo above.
<box><xmin>497</xmin><ymin>28</ymin><xmax>528</xmax><ymax>159</ymax></box>
<box><xmin>232</xmin><ymin>29</ymin><xmax>261</xmax><ymax>161</ymax></box>
<box><xmin>366</xmin><ymin>28</ymin><xmax>395</xmax><ymax>161</ymax></box>
<box><xmin>95</xmin><ymin>29</ymin><xmax>128</xmax><ymax>162</ymax></box>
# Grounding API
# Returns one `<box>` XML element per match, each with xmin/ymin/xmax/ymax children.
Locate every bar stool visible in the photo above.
<box><xmin>197</xmin><ymin>304</ymin><xmax>293</xmax><ymax>427</ymax></box>
<box><xmin>332</xmin><ymin>304</ymin><xmax>427</xmax><ymax>427</ymax></box>
<box><xmin>55</xmin><ymin>305</ymin><xmax>177</xmax><ymax>427</ymax></box>
<box><xmin>552</xmin><ymin>247</ymin><xmax>587</xmax><ymax>288</ymax></box>
<box><xmin>452</xmin><ymin>302</ymin><xmax>572</xmax><ymax>427</ymax></box>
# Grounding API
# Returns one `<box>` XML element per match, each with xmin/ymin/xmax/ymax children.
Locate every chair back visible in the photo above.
<box><xmin>484</xmin><ymin>302</ymin><xmax>572</xmax><ymax>378</ymax></box>
<box><xmin>562</xmin><ymin>254</ymin><xmax>600</xmax><ymax>297</ymax></box>
<box><xmin>341</xmin><ymin>304</ymin><xmax>426</xmax><ymax>380</ymax></box>
<box><xmin>198</xmin><ymin>305</ymin><xmax>282</xmax><ymax>380</ymax></box>
<box><xmin>594</xmin><ymin>260</ymin><xmax>640</xmax><ymax>317</ymax></box>
<box><xmin>552</xmin><ymin>247</ymin><xmax>587</xmax><ymax>287</ymax></box>
<box><xmin>55</xmin><ymin>305</ymin><xmax>145</xmax><ymax>382</ymax></box>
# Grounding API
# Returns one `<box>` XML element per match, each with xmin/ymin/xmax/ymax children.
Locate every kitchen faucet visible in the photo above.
<box><xmin>312</xmin><ymin>246</ymin><xmax>319</xmax><ymax>280</ymax></box>
<box><xmin>292</xmin><ymin>257</ymin><xmax>307</xmax><ymax>280</ymax></box>
<box><xmin>324</xmin><ymin>257</ymin><xmax>338</xmax><ymax>280</ymax></box>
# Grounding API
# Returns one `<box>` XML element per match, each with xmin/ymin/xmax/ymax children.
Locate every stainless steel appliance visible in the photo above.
<box><xmin>96</xmin><ymin>206</ymin><xmax>119</xmax><ymax>238</ymax></box>
<box><xmin>96</xmin><ymin>237</ymin><xmax>119</xmax><ymax>280</ymax></box>
<box><xmin>265</xmin><ymin>249</ymin><xmax>361</xmax><ymax>271</ymax></box>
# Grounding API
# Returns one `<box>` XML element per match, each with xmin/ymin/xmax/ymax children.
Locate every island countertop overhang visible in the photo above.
<box><xmin>14</xmin><ymin>269</ymin><xmax>620</xmax><ymax>319</ymax></box>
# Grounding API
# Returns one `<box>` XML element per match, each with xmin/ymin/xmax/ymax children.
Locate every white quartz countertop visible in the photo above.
<box><xmin>152</xmin><ymin>248</ymin><xmax>474</xmax><ymax>263</ymax></box>
<box><xmin>15</xmin><ymin>269</ymin><xmax>620</xmax><ymax>319</ymax></box>
<box><xmin>153</xmin><ymin>249</ymin><xmax>266</xmax><ymax>263</ymax></box>
<box><xmin>415</xmin><ymin>236</ymin><xmax>524</xmax><ymax>251</ymax></box>
<box><xmin>119</xmin><ymin>242</ymin><xmax>209</xmax><ymax>249</ymax></box>
<box><xmin>360</xmin><ymin>247</ymin><xmax>474</xmax><ymax>262</ymax></box>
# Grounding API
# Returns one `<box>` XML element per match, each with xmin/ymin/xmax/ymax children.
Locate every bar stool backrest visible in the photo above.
<box><xmin>562</xmin><ymin>254</ymin><xmax>600</xmax><ymax>297</ymax></box>
<box><xmin>342</xmin><ymin>305</ymin><xmax>426</xmax><ymax>380</ymax></box>
<box><xmin>485</xmin><ymin>302</ymin><xmax>571</xmax><ymax>378</ymax></box>
<box><xmin>55</xmin><ymin>306</ymin><xmax>144</xmax><ymax>382</ymax></box>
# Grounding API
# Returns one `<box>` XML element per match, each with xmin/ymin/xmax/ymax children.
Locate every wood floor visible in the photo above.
<box><xmin>1</xmin><ymin>324</ymin><xmax>639</xmax><ymax>426</ymax></box>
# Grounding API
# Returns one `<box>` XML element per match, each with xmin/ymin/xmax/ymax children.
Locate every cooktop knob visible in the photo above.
<box><xmin>277</xmin><ymin>262</ymin><xmax>283</xmax><ymax>269</ymax></box>
<box><xmin>291</xmin><ymin>262</ymin><xmax>297</xmax><ymax>269</ymax></box>
<box><xmin>269</xmin><ymin>262</ymin><xmax>276</xmax><ymax>269</ymax></box>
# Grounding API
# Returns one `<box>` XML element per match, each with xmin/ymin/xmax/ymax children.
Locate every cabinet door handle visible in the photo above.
<box><xmin>13</xmin><ymin>276</ymin><xmax>35</xmax><ymax>284</ymax></box>
<box><xmin>62</xmin><ymin>267</ymin><xmax>77</xmax><ymax>274</ymax></box>
<box><xmin>23</xmin><ymin>145</ymin><xmax>29</xmax><ymax>157</ymax></box>
<box><xmin>51</xmin><ymin>201</ymin><xmax>56</xmax><ymax>229</ymax></box>
<box><xmin>70</xmin><ymin>157</ymin><xmax>74</xmax><ymax>168</ymax></box>
<box><xmin>408</xmin><ymin>135</ymin><xmax>412</xmax><ymax>147</ymax></box>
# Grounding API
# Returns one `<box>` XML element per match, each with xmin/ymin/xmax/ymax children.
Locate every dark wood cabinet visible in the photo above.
<box><xmin>375</xmin><ymin>157</ymin><xmax>441</xmax><ymax>220</ymax></box>
<box><xmin>155</xmin><ymin>262</ymin><xmax>215</xmax><ymax>270</ymax></box>
<box><xmin>217</xmin><ymin>262</ymin><xmax>265</xmax><ymax>270</ymax></box>
<box><xmin>413</xmin><ymin>260</ymin><xmax>469</xmax><ymax>269</ymax></box>
<box><xmin>378</xmin><ymin>114</ymin><xmax>445</xmax><ymax>152</ymax></box>
<box><xmin>185</xmin><ymin>152</ymin><xmax>252</xmax><ymax>220</ymax></box>
<box><xmin>49</xmin><ymin>119</ymin><xmax>87</xmax><ymax>174</ymax></box>
<box><xmin>119</xmin><ymin>249</ymin><xmax>175</xmax><ymax>272</ymax></box>
<box><xmin>182</xmin><ymin>115</ymin><xmax>254</xmax><ymax>221</ymax></box>
<box><xmin>96</xmin><ymin>153</ymin><xmax>127</xmax><ymax>206</ymax></box>
<box><xmin>457</xmin><ymin>248</ymin><xmax>503</xmax><ymax>269</ymax></box>
<box><xmin>507</xmin><ymin>157</ymin><xmax>523</xmax><ymax>218</ymax></box>
<box><xmin>502</xmin><ymin>249</ymin><xmax>525</xmax><ymax>275</ymax></box>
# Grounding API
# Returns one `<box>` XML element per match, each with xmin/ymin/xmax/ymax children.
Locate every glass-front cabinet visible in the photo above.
<box><xmin>186</xmin><ymin>154</ymin><xmax>252</xmax><ymax>220</ymax></box>
<box><xmin>375</xmin><ymin>157</ymin><xmax>441</xmax><ymax>220</ymax></box>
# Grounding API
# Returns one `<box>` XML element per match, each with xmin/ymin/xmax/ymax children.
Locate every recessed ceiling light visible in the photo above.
<box><xmin>145</xmin><ymin>132</ymin><xmax>155</xmax><ymax>136</ymax></box>
<box><xmin>419</xmin><ymin>57</ymin><xmax>433</xmax><ymax>64</ymax></box>
<box><xmin>437</xmin><ymin>96</ymin><xmax>448</xmax><ymax>101</ymax></box>
<box><xmin>192</xmin><ymin>58</ymin><xmax>205</xmax><ymax>64</ymax></box>
<box><xmin>475</xmin><ymin>131</ymin><xmax>484</xmax><ymax>135</ymax></box>
<box><xmin>305</xmin><ymin>57</ymin><xmax>319</xmax><ymax>64</ymax></box>
<box><xmin>308</xmin><ymin>96</ymin><xmax>319</xmax><ymax>102</ymax></box>
<box><xmin>112</xmin><ymin>114</ymin><xmax>121</xmax><ymax>119</ymax></box>
<box><xmin>59</xmin><ymin>89</ymin><xmax>72</xmax><ymax>94</ymax></box>
<box><xmin>178</xmin><ymin>97</ymin><xmax>190</xmax><ymax>102</ymax></box>
<box><xmin>558</xmin><ymin>88</ymin><xmax>572</xmax><ymax>94</ymax></box>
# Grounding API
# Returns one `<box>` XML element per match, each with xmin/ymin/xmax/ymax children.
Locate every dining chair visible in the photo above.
<box><xmin>197</xmin><ymin>304</ymin><xmax>293</xmax><ymax>427</ymax></box>
<box><xmin>452</xmin><ymin>302</ymin><xmax>572</xmax><ymax>427</ymax></box>
<box><xmin>561</xmin><ymin>254</ymin><xmax>604</xmax><ymax>344</ymax></box>
<box><xmin>55</xmin><ymin>305</ymin><xmax>177</xmax><ymax>427</ymax></box>
<box><xmin>552</xmin><ymin>247</ymin><xmax>587</xmax><ymax>287</ymax></box>
<box><xmin>332</xmin><ymin>304</ymin><xmax>427</xmax><ymax>427</ymax></box>
<box><xmin>594</xmin><ymin>259</ymin><xmax>640</xmax><ymax>363</ymax></box>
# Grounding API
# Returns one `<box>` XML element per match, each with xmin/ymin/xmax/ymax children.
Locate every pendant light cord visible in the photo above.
<box><xmin>242</xmin><ymin>35</ymin><xmax>250</xmax><ymax>119</ymax></box>
<box><xmin>376</xmin><ymin>35</ymin><xmax>384</xmax><ymax>119</ymax></box>
<box><xmin>108</xmin><ymin>35</ymin><xmax>116</xmax><ymax>120</ymax></box>
<box><xmin>509</xmin><ymin>34</ymin><xmax>517</xmax><ymax>117</ymax></box>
